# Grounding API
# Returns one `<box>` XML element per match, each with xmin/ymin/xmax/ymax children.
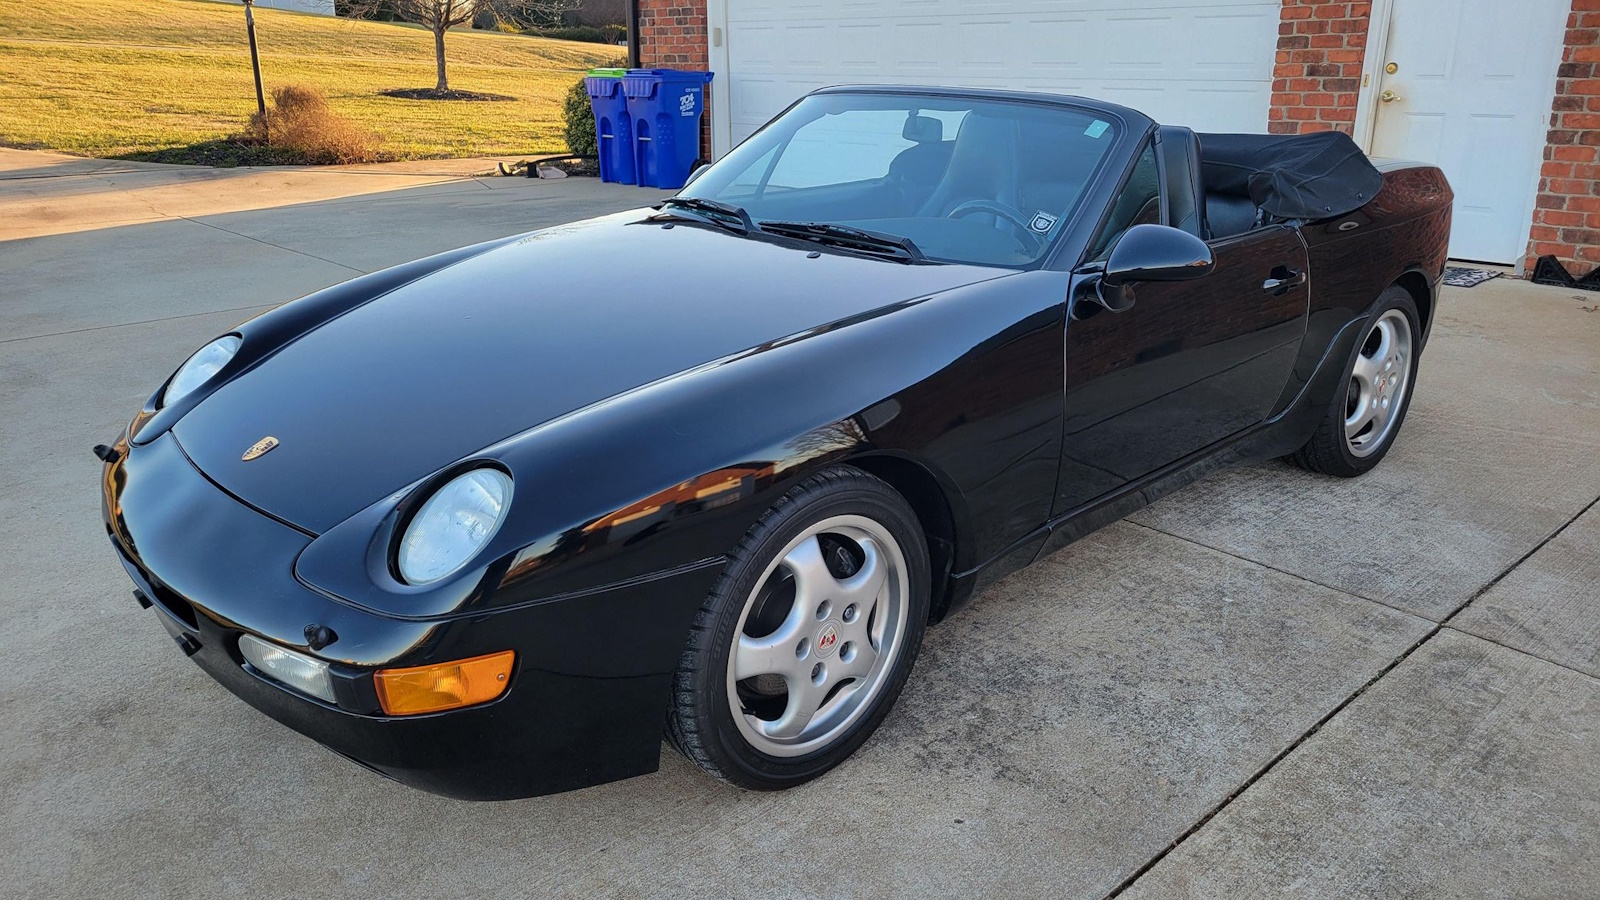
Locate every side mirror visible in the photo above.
<box><xmin>1102</xmin><ymin>223</ymin><xmax>1214</xmax><ymax>287</ymax></box>
<box><xmin>683</xmin><ymin>162</ymin><xmax>711</xmax><ymax>187</ymax></box>
<box><xmin>1085</xmin><ymin>224</ymin><xmax>1214</xmax><ymax>315</ymax></box>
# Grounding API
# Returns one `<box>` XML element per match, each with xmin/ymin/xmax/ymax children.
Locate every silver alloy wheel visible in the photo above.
<box><xmin>1345</xmin><ymin>308</ymin><xmax>1413</xmax><ymax>458</ymax></box>
<box><xmin>727</xmin><ymin>514</ymin><xmax>910</xmax><ymax>758</ymax></box>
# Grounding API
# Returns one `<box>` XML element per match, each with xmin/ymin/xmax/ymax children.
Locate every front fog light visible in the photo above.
<box><xmin>239</xmin><ymin>634</ymin><xmax>335</xmax><ymax>703</ymax></box>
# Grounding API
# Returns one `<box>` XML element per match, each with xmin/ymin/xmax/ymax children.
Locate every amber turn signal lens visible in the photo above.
<box><xmin>374</xmin><ymin>650</ymin><xmax>515</xmax><ymax>716</ymax></box>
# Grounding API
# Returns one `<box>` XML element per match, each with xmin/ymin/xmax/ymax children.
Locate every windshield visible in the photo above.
<box><xmin>679</xmin><ymin>92</ymin><xmax>1120</xmax><ymax>267</ymax></box>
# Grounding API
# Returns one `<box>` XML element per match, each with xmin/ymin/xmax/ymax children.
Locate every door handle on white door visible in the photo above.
<box><xmin>1380</xmin><ymin>89</ymin><xmax>1401</xmax><ymax>103</ymax></box>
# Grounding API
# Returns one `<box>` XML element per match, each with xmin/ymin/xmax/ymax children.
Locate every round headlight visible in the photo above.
<box><xmin>397</xmin><ymin>468</ymin><xmax>512</xmax><ymax>585</ymax></box>
<box><xmin>163</xmin><ymin>335</ymin><xmax>241</xmax><ymax>406</ymax></box>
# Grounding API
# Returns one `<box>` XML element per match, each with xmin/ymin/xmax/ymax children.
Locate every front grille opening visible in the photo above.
<box><xmin>113</xmin><ymin>541</ymin><xmax>200</xmax><ymax>631</ymax></box>
<box><xmin>149</xmin><ymin>583</ymin><xmax>199</xmax><ymax>631</ymax></box>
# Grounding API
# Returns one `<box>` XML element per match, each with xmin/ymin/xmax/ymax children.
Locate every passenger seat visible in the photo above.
<box><xmin>1204</xmin><ymin>193</ymin><xmax>1260</xmax><ymax>240</ymax></box>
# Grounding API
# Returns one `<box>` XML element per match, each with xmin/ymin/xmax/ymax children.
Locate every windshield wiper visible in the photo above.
<box><xmin>655</xmin><ymin>196</ymin><xmax>756</xmax><ymax>234</ymax></box>
<box><xmin>757</xmin><ymin>221</ymin><xmax>926</xmax><ymax>263</ymax></box>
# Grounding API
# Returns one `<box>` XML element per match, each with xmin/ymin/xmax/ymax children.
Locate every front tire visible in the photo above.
<box><xmin>667</xmin><ymin>467</ymin><xmax>930</xmax><ymax>789</ymax></box>
<box><xmin>1289</xmin><ymin>285</ymin><xmax>1420</xmax><ymax>477</ymax></box>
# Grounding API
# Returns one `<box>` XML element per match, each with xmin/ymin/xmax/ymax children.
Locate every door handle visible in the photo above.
<box><xmin>1262</xmin><ymin>266</ymin><xmax>1305</xmax><ymax>295</ymax></box>
<box><xmin>1380</xmin><ymin>89</ymin><xmax>1401</xmax><ymax>103</ymax></box>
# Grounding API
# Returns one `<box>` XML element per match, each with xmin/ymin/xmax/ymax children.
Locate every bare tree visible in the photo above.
<box><xmin>345</xmin><ymin>0</ymin><xmax>582</xmax><ymax>92</ymax></box>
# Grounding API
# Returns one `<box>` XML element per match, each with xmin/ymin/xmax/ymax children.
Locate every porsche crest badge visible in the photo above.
<box><xmin>241</xmin><ymin>436</ymin><xmax>279</xmax><ymax>461</ymax></box>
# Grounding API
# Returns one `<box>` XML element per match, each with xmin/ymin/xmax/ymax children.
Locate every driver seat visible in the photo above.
<box><xmin>917</xmin><ymin>114</ymin><xmax>1020</xmax><ymax>226</ymax></box>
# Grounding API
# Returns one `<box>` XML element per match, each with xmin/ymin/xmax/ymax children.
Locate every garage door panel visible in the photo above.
<box><xmin>718</xmin><ymin>0</ymin><xmax>1280</xmax><ymax>150</ymax></box>
<box><xmin>730</xmin><ymin>0</ymin><xmax>1277</xmax><ymax>21</ymax></box>
<box><xmin>835</xmin><ymin>23</ymin><xmax>886</xmax><ymax>71</ymax></box>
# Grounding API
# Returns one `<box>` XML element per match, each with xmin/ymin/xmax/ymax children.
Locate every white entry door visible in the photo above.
<box><xmin>1368</xmin><ymin>0</ymin><xmax>1568</xmax><ymax>263</ymax></box>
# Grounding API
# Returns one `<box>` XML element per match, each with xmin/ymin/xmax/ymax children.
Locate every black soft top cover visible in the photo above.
<box><xmin>1197</xmin><ymin>131</ymin><xmax>1384</xmax><ymax>221</ymax></box>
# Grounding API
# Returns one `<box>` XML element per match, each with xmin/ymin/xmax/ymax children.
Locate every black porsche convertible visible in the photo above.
<box><xmin>100</xmin><ymin>85</ymin><xmax>1451</xmax><ymax>799</ymax></box>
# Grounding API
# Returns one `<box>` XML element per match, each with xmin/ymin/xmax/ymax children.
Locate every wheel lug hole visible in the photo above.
<box><xmin>840</xmin><ymin>641</ymin><xmax>855</xmax><ymax>662</ymax></box>
<box><xmin>842</xmin><ymin>604</ymin><xmax>857</xmax><ymax>623</ymax></box>
<box><xmin>811</xmin><ymin>662</ymin><xmax>825</xmax><ymax>684</ymax></box>
<box><xmin>815</xmin><ymin>599</ymin><xmax>831</xmax><ymax>621</ymax></box>
<box><xmin>795</xmin><ymin>638</ymin><xmax>809</xmax><ymax>659</ymax></box>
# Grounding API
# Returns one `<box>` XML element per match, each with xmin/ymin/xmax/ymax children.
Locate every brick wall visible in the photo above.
<box><xmin>1526</xmin><ymin>0</ymin><xmax>1600</xmax><ymax>276</ymax></box>
<box><xmin>636</xmin><ymin>0</ymin><xmax>708</xmax><ymax>68</ymax></box>
<box><xmin>637</xmin><ymin>0</ymin><xmax>712</xmax><ymax>160</ymax></box>
<box><xmin>1269</xmin><ymin>0</ymin><xmax>1372</xmax><ymax>134</ymax></box>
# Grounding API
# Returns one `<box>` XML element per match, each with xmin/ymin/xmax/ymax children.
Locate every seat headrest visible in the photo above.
<box><xmin>903</xmin><ymin>115</ymin><xmax>943</xmax><ymax>144</ymax></box>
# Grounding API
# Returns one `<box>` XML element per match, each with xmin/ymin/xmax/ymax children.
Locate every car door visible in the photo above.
<box><xmin>1052</xmin><ymin>136</ymin><xmax>1310</xmax><ymax>515</ymax></box>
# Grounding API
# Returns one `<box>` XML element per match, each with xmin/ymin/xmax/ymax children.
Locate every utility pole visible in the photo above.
<box><xmin>243</xmin><ymin>0</ymin><xmax>266</xmax><ymax>116</ymax></box>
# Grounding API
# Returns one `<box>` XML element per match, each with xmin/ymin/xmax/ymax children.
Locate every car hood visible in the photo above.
<box><xmin>174</xmin><ymin>212</ymin><xmax>1007</xmax><ymax>534</ymax></box>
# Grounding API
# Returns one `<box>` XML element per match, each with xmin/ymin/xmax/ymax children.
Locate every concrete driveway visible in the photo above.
<box><xmin>2</xmin><ymin>153</ymin><xmax>1596</xmax><ymax>900</ymax></box>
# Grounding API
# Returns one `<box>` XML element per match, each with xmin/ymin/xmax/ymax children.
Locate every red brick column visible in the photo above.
<box><xmin>636</xmin><ymin>0</ymin><xmax>713</xmax><ymax>160</ymax></box>
<box><xmin>636</xmin><ymin>1</ymin><xmax>708</xmax><ymax>68</ymax></box>
<box><xmin>1269</xmin><ymin>1</ymin><xmax>1372</xmax><ymax>134</ymax></box>
<box><xmin>1525</xmin><ymin>0</ymin><xmax>1600</xmax><ymax>276</ymax></box>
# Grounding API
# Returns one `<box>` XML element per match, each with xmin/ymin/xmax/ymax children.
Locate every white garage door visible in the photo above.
<box><xmin>706</xmin><ymin>0</ymin><xmax>1282</xmax><ymax>157</ymax></box>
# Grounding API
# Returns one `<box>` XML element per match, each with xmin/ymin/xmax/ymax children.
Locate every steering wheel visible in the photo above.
<box><xmin>945</xmin><ymin>199</ymin><xmax>1046</xmax><ymax>254</ymax></box>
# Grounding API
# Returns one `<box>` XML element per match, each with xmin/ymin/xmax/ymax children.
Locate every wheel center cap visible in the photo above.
<box><xmin>815</xmin><ymin>621</ymin><xmax>841</xmax><ymax>659</ymax></box>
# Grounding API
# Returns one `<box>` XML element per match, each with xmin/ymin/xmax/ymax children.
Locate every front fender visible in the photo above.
<box><xmin>127</xmin><ymin>234</ymin><xmax>526</xmax><ymax>446</ymax></box>
<box><xmin>295</xmin><ymin>270</ymin><xmax>1069</xmax><ymax>623</ymax></box>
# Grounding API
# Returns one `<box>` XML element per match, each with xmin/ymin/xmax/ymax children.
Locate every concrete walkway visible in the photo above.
<box><xmin>0</xmin><ymin>165</ymin><xmax>1596</xmax><ymax>899</ymax></box>
<box><xmin>0</xmin><ymin>148</ymin><xmax>537</xmax><ymax>241</ymax></box>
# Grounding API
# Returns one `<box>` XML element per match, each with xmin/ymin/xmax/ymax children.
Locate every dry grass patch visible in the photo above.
<box><xmin>242</xmin><ymin>85</ymin><xmax>386</xmax><ymax>164</ymax></box>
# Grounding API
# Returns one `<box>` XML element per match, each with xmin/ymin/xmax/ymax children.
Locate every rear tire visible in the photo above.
<box><xmin>666</xmin><ymin>467</ymin><xmax>930</xmax><ymax>790</ymax></box>
<box><xmin>1288</xmin><ymin>285</ymin><xmax>1420</xmax><ymax>477</ymax></box>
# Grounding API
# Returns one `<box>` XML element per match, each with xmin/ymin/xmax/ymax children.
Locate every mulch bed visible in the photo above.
<box><xmin>119</xmin><ymin>139</ymin><xmax>320</xmax><ymax>167</ymax></box>
<box><xmin>379</xmin><ymin>88</ymin><xmax>515</xmax><ymax>102</ymax></box>
<box><xmin>535</xmin><ymin>156</ymin><xmax>598</xmax><ymax>177</ymax></box>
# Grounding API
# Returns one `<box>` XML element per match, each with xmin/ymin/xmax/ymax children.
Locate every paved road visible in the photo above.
<box><xmin>1</xmin><ymin>157</ymin><xmax>1596</xmax><ymax>900</ymax></box>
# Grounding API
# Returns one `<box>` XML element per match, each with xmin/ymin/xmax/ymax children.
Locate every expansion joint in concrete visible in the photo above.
<box><xmin>1101</xmin><ymin>490</ymin><xmax>1600</xmax><ymax>899</ymax></box>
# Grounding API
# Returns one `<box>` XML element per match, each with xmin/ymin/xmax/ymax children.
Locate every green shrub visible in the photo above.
<box><xmin>563</xmin><ymin>77</ymin><xmax>597</xmax><ymax>157</ymax></box>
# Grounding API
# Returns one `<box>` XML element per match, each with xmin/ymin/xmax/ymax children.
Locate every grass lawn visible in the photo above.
<box><xmin>0</xmin><ymin>0</ymin><xmax>619</xmax><ymax>161</ymax></box>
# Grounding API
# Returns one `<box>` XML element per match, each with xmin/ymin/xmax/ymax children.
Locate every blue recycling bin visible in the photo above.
<box><xmin>584</xmin><ymin>69</ymin><xmax>635</xmax><ymax>185</ymax></box>
<box><xmin>622</xmin><ymin>69</ymin><xmax>714</xmax><ymax>189</ymax></box>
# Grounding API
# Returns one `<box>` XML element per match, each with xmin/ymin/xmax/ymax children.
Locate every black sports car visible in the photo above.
<box><xmin>99</xmin><ymin>86</ymin><xmax>1452</xmax><ymax>799</ymax></box>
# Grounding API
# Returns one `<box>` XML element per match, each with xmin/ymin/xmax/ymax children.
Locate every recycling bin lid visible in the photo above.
<box><xmin>584</xmin><ymin>76</ymin><xmax>626</xmax><ymax>98</ymax></box>
<box><xmin>624</xmin><ymin>68</ymin><xmax>714</xmax><ymax>82</ymax></box>
<box><xmin>587</xmin><ymin>67</ymin><xmax>628</xmax><ymax>78</ymax></box>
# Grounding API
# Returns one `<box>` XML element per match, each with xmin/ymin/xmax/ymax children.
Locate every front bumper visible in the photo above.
<box><xmin>102</xmin><ymin>433</ymin><xmax>722</xmax><ymax>800</ymax></box>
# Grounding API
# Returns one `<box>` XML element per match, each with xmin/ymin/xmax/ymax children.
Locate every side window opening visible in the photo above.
<box><xmin>1086</xmin><ymin>139</ymin><xmax>1162</xmax><ymax>263</ymax></box>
